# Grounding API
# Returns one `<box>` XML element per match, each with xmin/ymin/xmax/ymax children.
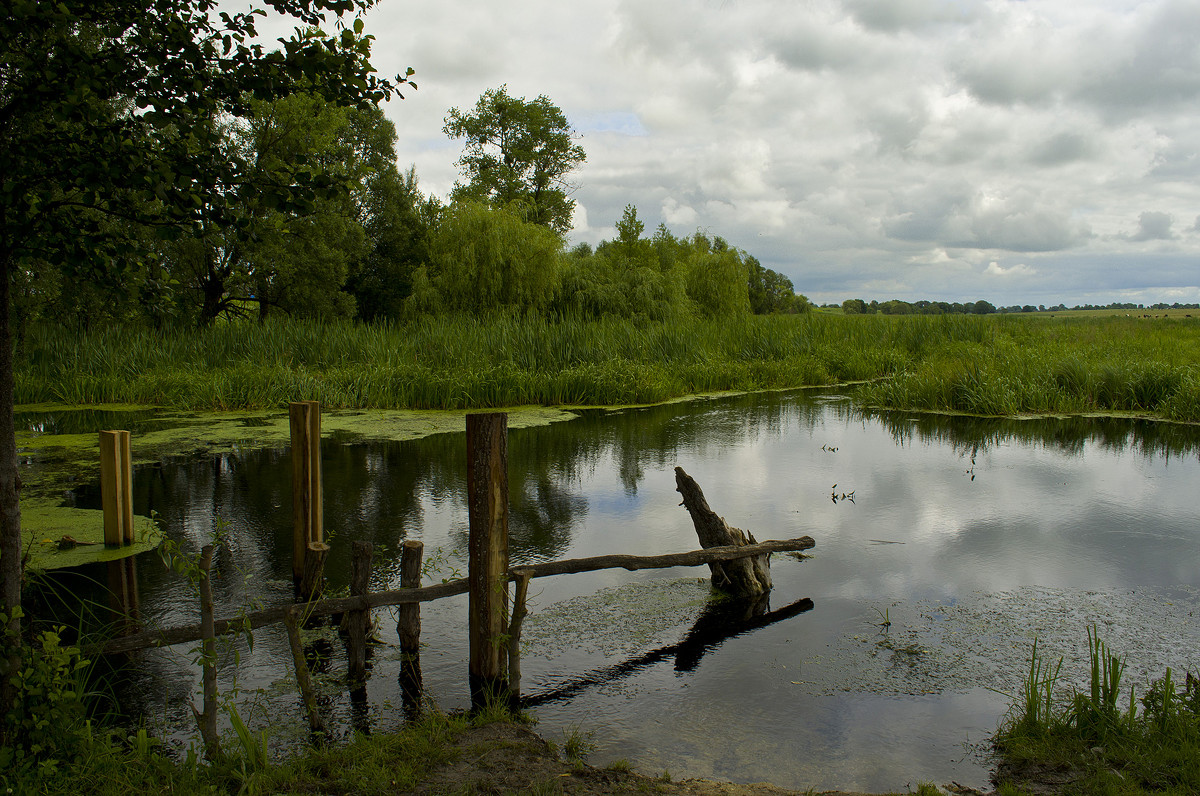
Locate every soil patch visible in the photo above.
<box><xmin>408</xmin><ymin>721</ymin><xmax>991</xmax><ymax>796</ymax></box>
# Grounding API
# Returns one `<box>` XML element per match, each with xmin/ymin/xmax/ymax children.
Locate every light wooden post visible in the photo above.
<box><xmin>466</xmin><ymin>412</ymin><xmax>509</xmax><ymax>708</ymax></box>
<box><xmin>290</xmin><ymin>401</ymin><xmax>323</xmax><ymax>587</ymax></box>
<box><xmin>99</xmin><ymin>430</ymin><xmax>134</xmax><ymax>546</ymax></box>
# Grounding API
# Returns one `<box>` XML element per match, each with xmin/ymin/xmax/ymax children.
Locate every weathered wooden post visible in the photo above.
<box><xmin>298</xmin><ymin>541</ymin><xmax>330</xmax><ymax>604</ymax></box>
<box><xmin>99</xmin><ymin>430</ymin><xmax>134</xmax><ymax>545</ymax></box>
<box><xmin>191</xmin><ymin>545</ymin><xmax>220</xmax><ymax>759</ymax></box>
<box><xmin>398</xmin><ymin>539</ymin><xmax>424</xmax><ymax>717</ymax></box>
<box><xmin>347</xmin><ymin>541</ymin><xmax>372</xmax><ymax>683</ymax></box>
<box><xmin>506</xmin><ymin>569</ymin><xmax>533</xmax><ymax>704</ymax></box>
<box><xmin>397</xmin><ymin>540</ymin><xmax>423</xmax><ymax>653</ymax></box>
<box><xmin>466</xmin><ymin>412</ymin><xmax>509</xmax><ymax>708</ymax></box>
<box><xmin>284</xmin><ymin>605</ymin><xmax>326</xmax><ymax>737</ymax></box>
<box><xmin>290</xmin><ymin>401</ymin><xmax>323</xmax><ymax>590</ymax></box>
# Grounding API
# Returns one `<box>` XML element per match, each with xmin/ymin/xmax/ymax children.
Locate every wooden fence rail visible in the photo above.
<box><xmin>96</xmin><ymin>536</ymin><xmax>815</xmax><ymax>657</ymax></box>
<box><xmin>92</xmin><ymin>405</ymin><xmax>817</xmax><ymax>738</ymax></box>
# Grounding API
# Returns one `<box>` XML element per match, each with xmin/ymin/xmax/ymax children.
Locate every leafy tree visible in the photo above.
<box><xmin>444</xmin><ymin>86</ymin><xmax>585</xmax><ymax>235</ymax></box>
<box><xmin>842</xmin><ymin>299</ymin><xmax>867</xmax><ymax>314</ymax></box>
<box><xmin>747</xmin><ymin>256</ymin><xmax>804</xmax><ymax>314</ymax></box>
<box><xmin>410</xmin><ymin>202</ymin><xmax>564</xmax><ymax>314</ymax></box>
<box><xmin>346</xmin><ymin>166</ymin><xmax>437</xmax><ymax>321</ymax></box>
<box><xmin>682</xmin><ymin>233</ymin><xmax>751</xmax><ymax>317</ymax></box>
<box><xmin>0</xmin><ymin>0</ymin><xmax>410</xmax><ymax>709</ymax></box>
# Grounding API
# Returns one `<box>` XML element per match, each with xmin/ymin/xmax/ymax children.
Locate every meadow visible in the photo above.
<box><xmin>17</xmin><ymin>312</ymin><xmax>1200</xmax><ymax>422</ymax></box>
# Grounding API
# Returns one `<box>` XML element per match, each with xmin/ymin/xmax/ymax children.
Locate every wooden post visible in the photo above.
<box><xmin>284</xmin><ymin>605</ymin><xmax>325</xmax><ymax>736</ymax></box>
<box><xmin>466</xmin><ymin>412</ymin><xmax>510</xmax><ymax>708</ymax></box>
<box><xmin>397</xmin><ymin>540</ymin><xmax>423</xmax><ymax>654</ymax></box>
<box><xmin>507</xmin><ymin>569</ymin><xmax>532</xmax><ymax>705</ymax></box>
<box><xmin>290</xmin><ymin>401</ymin><xmax>322</xmax><ymax>587</ymax></box>
<box><xmin>99</xmin><ymin>430</ymin><xmax>133</xmax><ymax>546</ymax></box>
<box><xmin>347</xmin><ymin>540</ymin><xmax>372</xmax><ymax>683</ymax></box>
<box><xmin>190</xmin><ymin>545</ymin><xmax>220</xmax><ymax>759</ymax></box>
<box><xmin>298</xmin><ymin>542</ymin><xmax>330</xmax><ymax>604</ymax></box>
<box><xmin>398</xmin><ymin>539</ymin><xmax>424</xmax><ymax>718</ymax></box>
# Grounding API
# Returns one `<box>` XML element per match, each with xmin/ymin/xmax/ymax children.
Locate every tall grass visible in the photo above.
<box><xmin>17</xmin><ymin>313</ymin><xmax>1200</xmax><ymax>421</ymax></box>
<box><xmin>995</xmin><ymin>627</ymin><xmax>1200</xmax><ymax>794</ymax></box>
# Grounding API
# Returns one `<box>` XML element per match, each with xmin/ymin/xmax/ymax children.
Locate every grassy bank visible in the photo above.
<box><xmin>17</xmin><ymin>313</ymin><xmax>1200</xmax><ymax>421</ymax></box>
<box><xmin>994</xmin><ymin>628</ymin><xmax>1200</xmax><ymax>795</ymax></box>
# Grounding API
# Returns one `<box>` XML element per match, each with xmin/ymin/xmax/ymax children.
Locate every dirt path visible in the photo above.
<box><xmin>408</xmin><ymin>722</ymin><xmax>994</xmax><ymax>796</ymax></box>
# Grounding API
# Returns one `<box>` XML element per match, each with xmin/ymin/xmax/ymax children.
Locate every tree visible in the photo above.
<box><xmin>409</xmin><ymin>202</ymin><xmax>564</xmax><ymax>314</ymax></box>
<box><xmin>747</xmin><ymin>257</ymin><xmax>803</xmax><ymax>314</ymax></box>
<box><xmin>0</xmin><ymin>0</ymin><xmax>410</xmax><ymax>710</ymax></box>
<box><xmin>444</xmin><ymin>86</ymin><xmax>585</xmax><ymax>235</ymax></box>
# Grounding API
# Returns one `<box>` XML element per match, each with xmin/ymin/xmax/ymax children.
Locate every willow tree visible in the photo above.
<box><xmin>0</xmin><ymin>0</ymin><xmax>411</xmax><ymax>710</ymax></box>
<box><xmin>444</xmin><ymin>86</ymin><xmax>586</xmax><ymax>235</ymax></box>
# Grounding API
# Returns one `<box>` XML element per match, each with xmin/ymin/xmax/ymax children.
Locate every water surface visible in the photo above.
<box><xmin>40</xmin><ymin>392</ymin><xmax>1200</xmax><ymax>792</ymax></box>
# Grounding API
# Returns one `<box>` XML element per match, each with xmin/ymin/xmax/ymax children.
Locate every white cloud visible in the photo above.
<box><xmin>985</xmin><ymin>262</ymin><xmax>1037</xmax><ymax>277</ymax></box>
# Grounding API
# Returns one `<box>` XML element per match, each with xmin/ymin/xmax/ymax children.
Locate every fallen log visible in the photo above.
<box><xmin>96</xmin><ymin>536</ymin><xmax>815</xmax><ymax>656</ymax></box>
<box><xmin>675</xmin><ymin>466</ymin><xmax>773</xmax><ymax>597</ymax></box>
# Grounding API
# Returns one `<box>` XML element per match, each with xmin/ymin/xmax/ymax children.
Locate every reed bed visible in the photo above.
<box><xmin>16</xmin><ymin>314</ymin><xmax>1200</xmax><ymax>421</ymax></box>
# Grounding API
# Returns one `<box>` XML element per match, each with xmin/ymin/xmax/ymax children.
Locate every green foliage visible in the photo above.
<box><xmin>412</xmin><ymin>202</ymin><xmax>565</xmax><ymax>314</ymax></box>
<box><xmin>444</xmin><ymin>86</ymin><xmax>586</xmax><ymax>235</ymax></box>
<box><xmin>747</xmin><ymin>256</ymin><xmax>804</xmax><ymax>314</ymax></box>
<box><xmin>994</xmin><ymin>628</ymin><xmax>1200</xmax><ymax>795</ymax></box>
<box><xmin>0</xmin><ymin>620</ymin><xmax>90</xmax><ymax>786</ymax></box>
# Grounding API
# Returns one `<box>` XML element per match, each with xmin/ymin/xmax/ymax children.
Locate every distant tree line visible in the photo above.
<box><xmin>13</xmin><ymin>85</ymin><xmax>805</xmax><ymax>334</ymax></box>
<box><xmin>839</xmin><ymin>298</ymin><xmax>997</xmax><ymax>315</ymax></box>
<box><xmin>829</xmin><ymin>299</ymin><xmax>1200</xmax><ymax>316</ymax></box>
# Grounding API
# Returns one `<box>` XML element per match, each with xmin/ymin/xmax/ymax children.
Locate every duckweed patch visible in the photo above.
<box><xmin>522</xmin><ymin>578</ymin><xmax>714</xmax><ymax>659</ymax></box>
<box><xmin>801</xmin><ymin>586</ymin><xmax>1200</xmax><ymax>699</ymax></box>
<box><xmin>21</xmin><ymin>502</ymin><xmax>161</xmax><ymax>570</ymax></box>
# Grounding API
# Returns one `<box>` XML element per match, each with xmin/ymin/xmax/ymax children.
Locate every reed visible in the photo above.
<box><xmin>17</xmin><ymin>314</ymin><xmax>1200</xmax><ymax>420</ymax></box>
<box><xmin>994</xmin><ymin>627</ymin><xmax>1200</xmax><ymax>794</ymax></box>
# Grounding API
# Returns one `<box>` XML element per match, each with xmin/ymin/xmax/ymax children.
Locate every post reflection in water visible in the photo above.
<box><xmin>54</xmin><ymin>390</ymin><xmax>1200</xmax><ymax>793</ymax></box>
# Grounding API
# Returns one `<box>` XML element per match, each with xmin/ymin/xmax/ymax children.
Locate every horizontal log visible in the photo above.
<box><xmin>97</xmin><ymin>536</ymin><xmax>815</xmax><ymax>656</ymax></box>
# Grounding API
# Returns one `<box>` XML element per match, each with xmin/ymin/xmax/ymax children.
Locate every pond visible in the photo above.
<box><xmin>26</xmin><ymin>390</ymin><xmax>1200</xmax><ymax>793</ymax></box>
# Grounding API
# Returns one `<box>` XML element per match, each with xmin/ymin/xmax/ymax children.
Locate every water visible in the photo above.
<box><xmin>32</xmin><ymin>391</ymin><xmax>1200</xmax><ymax>792</ymax></box>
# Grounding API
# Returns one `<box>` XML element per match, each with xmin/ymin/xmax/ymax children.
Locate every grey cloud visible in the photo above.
<box><xmin>1027</xmin><ymin>132</ymin><xmax>1094</xmax><ymax>167</ymax></box>
<box><xmin>845</xmin><ymin>0</ymin><xmax>983</xmax><ymax>32</ymax></box>
<box><xmin>1075</xmin><ymin>0</ymin><xmax>1200</xmax><ymax>112</ymax></box>
<box><xmin>1129</xmin><ymin>211</ymin><xmax>1175</xmax><ymax>241</ymax></box>
<box><xmin>882</xmin><ymin>184</ymin><xmax>1088</xmax><ymax>252</ymax></box>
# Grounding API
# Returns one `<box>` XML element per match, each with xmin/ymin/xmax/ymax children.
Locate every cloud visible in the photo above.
<box><xmin>985</xmin><ymin>262</ymin><xmax>1036</xmax><ymax>277</ymax></box>
<box><xmin>1128</xmin><ymin>212</ymin><xmax>1175</xmax><ymax>242</ymax></box>
<box><xmin>341</xmin><ymin>0</ymin><xmax>1200</xmax><ymax>307</ymax></box>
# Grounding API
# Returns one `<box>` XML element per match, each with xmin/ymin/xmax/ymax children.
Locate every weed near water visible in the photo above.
<box><xmin>18</xmin><ymin>313</ymin><xmax>1200</xmax><ymax>421</ymax></box>
<box><xmin>994</xmin><ymin>626</ymin><xmax>1200</xmax><ymax>794</ymax></box>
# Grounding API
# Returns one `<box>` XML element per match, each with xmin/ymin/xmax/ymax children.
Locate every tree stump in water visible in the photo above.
<box><xmin>674</xmin><ymin>466</ymin><xmax>772</xmax><ymax>597</ymax></box>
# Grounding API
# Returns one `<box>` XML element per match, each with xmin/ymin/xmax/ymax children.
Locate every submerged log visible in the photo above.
<box><xmin>674</xmin><ymin>466</ymin><xmax>772</xmax><ymax>597</ymax></box>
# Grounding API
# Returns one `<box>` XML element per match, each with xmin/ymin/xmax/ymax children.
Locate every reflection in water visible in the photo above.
<box><xmin>522</xmin><ymin>595</ymin><xmax>815</xmax><ymax>708</ymax></box>
<box><xmin>38</xmin><ymin>390</ymin><xmax>1200</xmax><ymax>792</ymax></box>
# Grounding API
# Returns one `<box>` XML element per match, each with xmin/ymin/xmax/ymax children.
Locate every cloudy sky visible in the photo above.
<box><xmin>263</xmin><ymin>0</ymin><xmax>1200</xmax><ymax>307</ymax></box>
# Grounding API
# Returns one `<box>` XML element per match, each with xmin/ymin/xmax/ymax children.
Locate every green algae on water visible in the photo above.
<box><xmin>22</xmin><ymin>502</ymin><xmax>161</xmax><ymax>570</ymax></box>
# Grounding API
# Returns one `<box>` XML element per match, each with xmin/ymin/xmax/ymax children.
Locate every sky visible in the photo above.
<box><xmin>250</xmin><ymin>0</ymin><xmax>1200</xmax><ymax>308</ymax></box>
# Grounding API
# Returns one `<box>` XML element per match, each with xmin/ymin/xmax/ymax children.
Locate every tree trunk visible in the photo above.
<box><xmin>674</xmin><ymin>466</ymin><xmax>772</xmax><ymax>597</ymax></box>
<box><xmin>0</xmin><ymin>254</ymin><xmax>22</xmax><ymax>726</ymax></box>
